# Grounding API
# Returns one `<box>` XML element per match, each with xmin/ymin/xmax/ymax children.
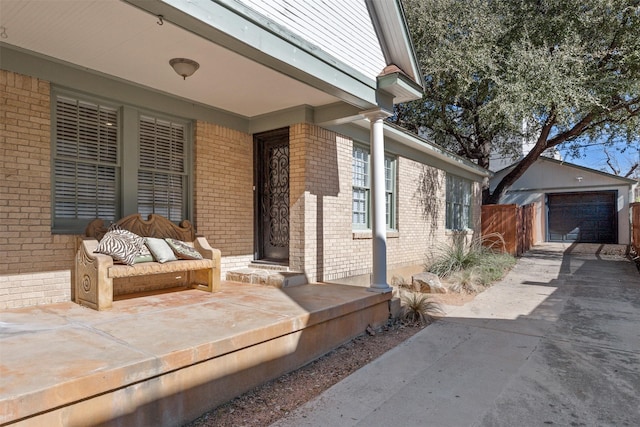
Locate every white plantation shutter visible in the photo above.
<box><xmin>52</xmin><ymin>91</ymin><xmax>192</xmax><ymax>233</ymax></box>
<box><xmin>53</xmin><ymin>96</ymin><xmax>119</xmax><ymax>227</ymax></box>
<box><xmin>138</xmin><ymin>116</ymin><xmax>186</xmax><ymax>222</ymax></box>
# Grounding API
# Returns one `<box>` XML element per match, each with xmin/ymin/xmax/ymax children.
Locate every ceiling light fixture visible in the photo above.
<box><xmin>169</xmin><ymin>58</ymin><xmax>200</xmax><ymax>80</ymax></box>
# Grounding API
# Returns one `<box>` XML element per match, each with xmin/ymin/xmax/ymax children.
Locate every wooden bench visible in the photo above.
<box><xmin>75</xmin><ymin>214</ymin><xmax>221</xmax><ymax>311</ymax></box>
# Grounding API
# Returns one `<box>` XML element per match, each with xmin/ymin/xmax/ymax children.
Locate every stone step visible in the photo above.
<box><xmin>226</xmin><ymin>267</ymin><xmax>308</xmax><ymax>288</ymax></box>
<box><xmin>247</xmin><ymin>262</ymin><xmax>291</xmax><ymax>271</ymax></box>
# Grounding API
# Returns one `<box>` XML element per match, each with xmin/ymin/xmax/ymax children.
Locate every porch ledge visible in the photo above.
<box><xmin>0</xmin><ymin>282</ymin><xmax>391</xmax><ymax>426</ymax></box>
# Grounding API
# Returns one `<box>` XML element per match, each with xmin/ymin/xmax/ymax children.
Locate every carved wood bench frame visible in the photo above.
<box><xmin>75</xmin><ymin>214</ymin><xmax>221</xmax><ymax>311</ymax></box>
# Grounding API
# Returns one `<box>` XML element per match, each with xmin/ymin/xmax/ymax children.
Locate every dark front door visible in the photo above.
<box><xmin>547</xmin><ymin>191</ymin><xmax>617</xmax><ymax>243</ymax></box>
<box><xmin>255</xmin><ymin>128</ymin><xmax>290</xmax><ymax>263</ymax></box>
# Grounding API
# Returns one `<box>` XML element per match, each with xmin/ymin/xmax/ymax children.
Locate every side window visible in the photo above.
<box><xmin>352</xmin><ymin>145</ymin><xmax>396</xmax><ymax>230</ymax></box>
<box><xmin>384</xmin><ymin>156</ymin><xmax>395</xmax><ymax>229</ymax></box>
<box><xmin>445</xmin><ymin>174</ymin><xmax>472</xmax><ymax>230</ymax></box>
<box><xmin>352</xmin><ymin>145</ymin><xmax>370</xmax><ymax>229</ymax></box>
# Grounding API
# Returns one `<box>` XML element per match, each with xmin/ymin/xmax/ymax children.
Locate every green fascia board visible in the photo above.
<box><xmin>331</xmin><ymin>121</ymin><xmax>490</xmax><ymax>181</ymax></box>
<box><xmin>382</xmin><ymin>123</ymin><xmax>490</xmax><ymax>179</ymax></box>
<box><xmin>248</xmin><ymin>105</ymin><xmax>315</xmax><ymax>135</ymax></box>
<box><xmin>126</xmin><ymin>0</ymin><xmax>380</xmax><ymax>109</ymax></box>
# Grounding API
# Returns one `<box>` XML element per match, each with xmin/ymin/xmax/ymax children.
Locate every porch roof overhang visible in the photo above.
<box><xmin>126</xmin><ymin>0</ymin><xmax>382</xmax><ymax>110</ymax></box>
<box><xmin>0</xmin><ymin>0</ymin><xmax>417</xmax><ymax>128</ymax></box>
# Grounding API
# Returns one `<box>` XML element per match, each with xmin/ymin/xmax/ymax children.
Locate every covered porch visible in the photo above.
<box><xmin>0</xmin><ymin>281</ymin><xmax>392</xmax><ymax>426</ymax></box>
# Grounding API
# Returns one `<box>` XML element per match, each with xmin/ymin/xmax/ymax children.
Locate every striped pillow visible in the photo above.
<box><xmin>95</xmin><ymin>228</ymin><xmax>146</xmax><ymax>266</ymax></box>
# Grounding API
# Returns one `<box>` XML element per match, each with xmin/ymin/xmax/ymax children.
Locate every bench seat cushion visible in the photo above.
<box><xmin>108</xmin><ymin>259</ymin><xmax>214</xmax><ymax>279</ymax></box>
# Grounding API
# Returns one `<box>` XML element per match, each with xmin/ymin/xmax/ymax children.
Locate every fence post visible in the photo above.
<box><xmin>631</xmin><ymin>202</ymin><xmax>640</xmax><ymax>255</ymax></box>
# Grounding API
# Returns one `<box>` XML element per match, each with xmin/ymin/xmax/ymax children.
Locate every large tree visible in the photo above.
<box><xmin>395</xmin><ymin>0</ymin><xmax>640</xmax><ymax>204</ymax></box>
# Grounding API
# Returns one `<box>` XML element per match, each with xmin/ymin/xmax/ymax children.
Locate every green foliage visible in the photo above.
<box><xmin>474</xmin><ymin>252</ymin><xmax>517</xmax><ymax>284</ymax></box>
<box><xmin>397</xmin><ymin>0</ymin><xmax>640</xmax><ymax>200</ymax></box>
<box><xmin>426</xmin><ymin>234</ymin><xmax>516</xmax><ymax>291</ymax></box>
<box><xmin>427</xmin><ymin>238</ymin><xmax>482</xmax><ymax>277</ymax></box>
<box><xmin>448</xmin><ymin>269</ymin><xmax>483</xmax><ymax>294</ymax></box>
<box><xmin>401</xmin><ymin>292</ymin><xmax>444</xmax><ymax>325</ymax></box>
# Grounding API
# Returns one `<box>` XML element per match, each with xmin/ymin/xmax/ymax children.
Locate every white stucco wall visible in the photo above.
<box><xmin>491</xmin><ymin>158</ymin><xmax>635</xmax><ymax>245</ymax></box>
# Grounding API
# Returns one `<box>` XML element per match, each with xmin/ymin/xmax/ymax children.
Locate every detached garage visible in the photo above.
<box><xmin>490</xmin><ymin>157</ymin><xmax>637</xmax><ymax>245</ymax></box>
<box><xmin>547</xmin><ymin>191</ymin><xmax>617</xmax><ymax>243</ymax></box>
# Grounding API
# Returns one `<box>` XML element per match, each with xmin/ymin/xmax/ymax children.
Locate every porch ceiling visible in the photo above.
<box><xmin>0</xmin><ymin>0</ymin><xmax>340</xmax><ymax>118</ymax></box>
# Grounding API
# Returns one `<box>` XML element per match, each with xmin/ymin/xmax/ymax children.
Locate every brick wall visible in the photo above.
<box><xmin>289</xmin><ymin>123</ymin><xmax>360</xmax><ymax>282</ymax></box>
<box><xmin>0</xmin><ymin>68</ymin><xmax>483</xmax><ymax>307</ymax></box>
<box><xmin>0</xmin><ymin>70</ymin><xmax>75</xmax><ymax>308</ymax></box>
<box><xmin>391</xmin><ymin>158</ymin><xmax>447</xmax><ymax>268</ymax></box>
<box><xmin>0</xmin><ymin>71</ymin><xmax>259</xmax><ymax>308</ymax></box>
<box><xmin>290</xmin><ymin>123</ymin><xmax>482</xmax><ymax>284</ymax></box>
<box><xmin>288</xmin><ymin>123</ymin><xmax>308</xmax><ymax>274</ymax></box>
<box><xmin>194</xmin><ymin>122</ymin><xmax>254</xmax><ymax>275</ymax></box>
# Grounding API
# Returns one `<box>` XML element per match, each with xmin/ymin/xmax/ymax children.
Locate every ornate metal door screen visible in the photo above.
<box><xmin>256</xmin><ymin>129</ymin><xmax>290</xmax><ymax>262</ymax></box>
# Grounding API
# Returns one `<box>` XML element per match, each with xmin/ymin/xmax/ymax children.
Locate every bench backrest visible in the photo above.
<box><xmin>85</xmin><ymin>214</ymin><xmax>196</xmax><ymax>241</ymax></box>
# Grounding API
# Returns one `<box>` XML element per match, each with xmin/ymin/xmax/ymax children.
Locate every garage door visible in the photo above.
<box><xmin>547</xmin><ymin>191</ymin><xmax>617</xmax><ymax>243</ymax></box>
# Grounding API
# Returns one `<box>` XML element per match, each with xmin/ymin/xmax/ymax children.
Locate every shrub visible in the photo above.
<box><xmin>401</xmin><ymin>292</ymin><xmax>444</xmax><ymax>325</ymax></box>
<box><xmin>448</xmin><ymin>269</ymin><xmax>483</xmax><ymax>293</ymax></box>
<box><xmin>473</xmin><ymin>252</ymin><xmax>516</xmax><ymax>285</ymax></box>
<box><xmin>426</xmin><ymin>234</ymin><xmax>482</xmax><ymax>277</ymax></box>
<box><xmin>426</xmin><ymin>233</ymin><xmax>515</xmax><ymax>292</ymax></box>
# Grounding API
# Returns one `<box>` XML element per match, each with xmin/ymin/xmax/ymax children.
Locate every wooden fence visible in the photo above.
<box><xmin>631</xmin><ymin>202</ymin><xmax>640</xmax><ymax>255</ymax></box>
<box><xmin>481</xmin><ymin>203</ymin><xmax>536</xmax><ymax>256</ymax></box>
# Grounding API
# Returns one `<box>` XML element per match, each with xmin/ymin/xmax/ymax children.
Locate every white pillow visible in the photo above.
<box><xmin>145</xmin><ymin>237</ymin><xmax>178</xmax><ymax>263</ymax></box>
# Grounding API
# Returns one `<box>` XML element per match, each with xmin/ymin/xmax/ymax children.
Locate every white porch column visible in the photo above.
<box><xmin>363</xmin><ymin>109</ymin><xmax>393</xmax><ymax>293</ymax></box>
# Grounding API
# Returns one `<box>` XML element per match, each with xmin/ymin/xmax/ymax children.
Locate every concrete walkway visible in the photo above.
<box><xmin>272</xmin><ymin>243</ymin><xmax>640</xmax><ymax>427</ymax></box>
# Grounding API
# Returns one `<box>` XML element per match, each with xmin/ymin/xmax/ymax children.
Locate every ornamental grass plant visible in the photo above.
<box><xmin>400</xmin><ymin>291</ymin><xmax>444</xmax><ymax>325</ymax></box>
<box><xmin>427</xmin><ymin>233</ymin><xmax>516</xmax><ymax>293</ymax></box>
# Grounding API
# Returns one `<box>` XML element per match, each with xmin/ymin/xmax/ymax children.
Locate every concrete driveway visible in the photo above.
<box><xmin>271</xmin><ymin>243</ymin><xmax>640</xmax><ymax>427</ymax></box>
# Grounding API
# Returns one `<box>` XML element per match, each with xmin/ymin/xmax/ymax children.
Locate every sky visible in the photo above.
<box><xmin>558</xmin><ymin>140</ymin><xmax>640</xmax><ymax>179</ymax></box>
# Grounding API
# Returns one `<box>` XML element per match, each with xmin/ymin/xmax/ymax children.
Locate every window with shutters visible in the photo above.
<box><xmin>53</xmin><ymin>96</ymin><xmax>120</xmax><ymax>232</ymax></box>
<box><xmin>52</xmin><ymin>90</ymin><xmax>191</xmax><ymax>233</ymax></box>
<box><xmin>138</xmin><ymin>116</ymin><xmax>187</xmax><ymax>222</ymax></box>
<box><xmin>352</xmin><ymin>145</ymin><xmax>396</xmax><ymax>230</ymax></box>
<box><xmin>445</xmin><ymin>174</ymin><xmax>472</xmax><ymax>230</ymax></box>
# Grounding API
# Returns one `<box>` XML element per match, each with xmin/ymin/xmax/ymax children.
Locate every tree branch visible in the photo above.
<box><xmin>487</xmin><ymin>108</ymin><xmax>557</xmax><ymax>204</ymax></box>
<box><xmin>604</xmin><ymin>148</ymin><xmax>620</xmax><ymax>175</ymax></box>
<box><xmin>624</xmin><ymin>163</ymin><xmax>638</xmax><ymax>178</ymax></box>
